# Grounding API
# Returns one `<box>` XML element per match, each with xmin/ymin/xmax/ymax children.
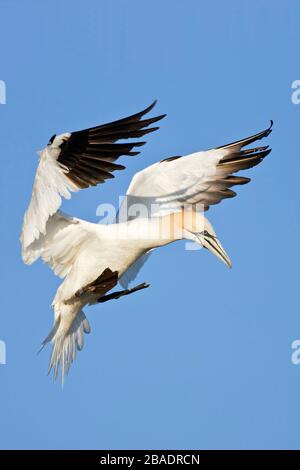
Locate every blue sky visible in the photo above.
<box><xmin>0</xmin><ymin>0</ymin><xmax>300</xmax><ymax>450</ymax></box>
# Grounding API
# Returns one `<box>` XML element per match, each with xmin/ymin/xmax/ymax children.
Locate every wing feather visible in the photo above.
<box><xmin>23</xmin><ymin>212</ymin><xmax>97</xmax><ymax>279</ymax></box>
<box><xmin>21</xmin><ymin>101</ymin><xmax>165</xmax><ymax>255</ymax></box>
<box><xmin>117</xmin><ymin>122</ymin><xmax>272</xmax><ymax>283</ymax></box>
<box><xmin>120</xmin><ymin>121</ymin><xmax>273</xmax><ymax>219</ymax></box>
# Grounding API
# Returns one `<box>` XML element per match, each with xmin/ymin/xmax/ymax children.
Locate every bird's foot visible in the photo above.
<box><xmin>97</xmin><ymin>282</ymin><xmax>150</xmax><ymax>303</ymax></box>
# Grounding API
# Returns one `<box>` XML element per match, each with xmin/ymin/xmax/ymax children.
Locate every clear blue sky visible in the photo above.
<box><xmin>0</xmin><ymin>0</ymin><xmax>299</xmax><ymax>450</ymax></box>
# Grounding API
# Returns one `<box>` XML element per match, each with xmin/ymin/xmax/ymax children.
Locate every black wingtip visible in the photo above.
<box><xmin>142</xmin><ymin>100</ymin><xmax>157</xmax><ymax>115</ymax></box>
<box><xmin>258</xmin><ymin>120</ymin><xmax>273</xmax><ymax>137</ymax></box>
<box><xmin>262</xmin><ymin>147</ymin><xmax>272</xmax><ymax>158</ymax></box>
<box><xmin>267</xmin><ymin>120</ymin><xmax>273</xmax><ymax>132</ymax></box>
<box><xmin>142</xmin><ymin>101</ymin><xmax>167</xmax><ymax>121</ymax></box>
<box><xmin>264</xmin><ymin>120</ymin><xmax>273</xmax><ymax>137</ymax></box>
<box><xmin>134</xmin><ymin>141</ymin><xmax>147</xmax><ymax>147</ymax></box>
<box><xmin>217</xmin><ymin>119</ymin><xmax>274</xmax><ymax>151</ymax></box>
<box><xmin>149</xmin><ymin>113</ymin><xmax>167</xmax><ymax>125</ymax></box>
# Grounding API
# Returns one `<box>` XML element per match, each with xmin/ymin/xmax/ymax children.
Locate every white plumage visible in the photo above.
<box><xmin>21</xmin><ymin>134</ymin><xmax>74</xmax><ymax>251</ymax></box>
<box><xmin>21</xmin><ymin>101</ymin><xmax>272</xmax><ymax>382</ymax></box>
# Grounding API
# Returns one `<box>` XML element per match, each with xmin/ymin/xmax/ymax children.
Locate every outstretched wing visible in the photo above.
<box><xmin>21</xmin><ymin>101</ymin><xmax>166</xmax><ymax>255</ymax></box>
<box><xmin>56</xmin><ymin>101</ymin><xmax>165</xmax><ymax>189</ymax></box>
<box><xmin>117</xmin><ymin>122</ymin><xmax>272</xmax><ymax>285</ymax></box>
<box><xmin>119</xmin><ymin>121</ymin><xmax>273</xmax><ymax>219</ymax></box>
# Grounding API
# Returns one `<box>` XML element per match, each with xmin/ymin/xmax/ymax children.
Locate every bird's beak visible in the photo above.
<box><xmin>196</xmin><ymin>231</ymin><xmax>232</xmax><ymax>268</ymax></box>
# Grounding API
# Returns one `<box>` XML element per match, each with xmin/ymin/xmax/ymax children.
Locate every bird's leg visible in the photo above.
<box><xmin>97</xmin><ymin>282</ymin><xmax>150</xmax><ymax>303</ymax></box>
<box><xmin>75</xmin><ymin>268</ymin><xmax>118</xmax><ymax>298</ymax></box>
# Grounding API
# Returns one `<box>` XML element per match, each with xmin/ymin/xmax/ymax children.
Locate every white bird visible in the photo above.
<box><xmin>21</xmin><ymin>101</ymin><xmax>272</xmax><ymax>381</ymax></box>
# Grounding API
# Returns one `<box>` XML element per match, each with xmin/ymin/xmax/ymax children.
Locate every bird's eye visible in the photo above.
<box><xmin>48</xmin><ymin>134</ymin><xmax>56</xmax><ymax>145</ymax></box>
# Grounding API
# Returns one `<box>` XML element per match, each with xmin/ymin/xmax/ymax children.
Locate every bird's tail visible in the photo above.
<box><xmin>41</xmin><ymin>309</ymin><xmax>91</xmax><ymax>383</ymax></box>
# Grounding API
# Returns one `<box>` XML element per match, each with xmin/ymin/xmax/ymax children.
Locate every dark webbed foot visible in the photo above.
<box><xmin>97</xmin><ymin>282</ymin><xmax>150</xmax><ymax>303</ymax></box>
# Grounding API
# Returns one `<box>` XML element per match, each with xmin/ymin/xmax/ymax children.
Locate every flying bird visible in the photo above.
<box><xmin>21</xmin><ymin>101</ymin><xmax>272</xmax><ymax>381</ymax></box>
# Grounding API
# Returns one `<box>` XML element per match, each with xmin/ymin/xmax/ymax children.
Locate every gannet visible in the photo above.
<box><xmin>21</xmin><ymin>101</ymin><xmax>272</xmax><ymax>381</ymax></box>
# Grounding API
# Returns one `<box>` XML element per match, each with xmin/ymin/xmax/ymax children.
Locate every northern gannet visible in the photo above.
<box><xmin>21</xmin><ymin>102</ymin><xmax>272</xmax><ymax>381</ymax></box>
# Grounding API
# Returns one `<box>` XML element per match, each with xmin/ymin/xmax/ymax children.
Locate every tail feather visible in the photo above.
<box><xmin>41</xmin><ymin>310</ymin><xmax>91</xmax><ymax>383</ymax></box>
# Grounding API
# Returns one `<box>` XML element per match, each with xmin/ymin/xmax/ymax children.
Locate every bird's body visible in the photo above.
<box><xmin>21</xmin><ymin>101</ymin><xmax>273</xmax><ymax>381</ymax></box>
<box><xmin>50</xmin><ymin>210</ymin><xmax>217</xmax><ymax>306</ymax></box>
<box><xmin>41</xmin><ymin>210</ymin><xmax>217</xmax><ymax>378</ymax></box>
